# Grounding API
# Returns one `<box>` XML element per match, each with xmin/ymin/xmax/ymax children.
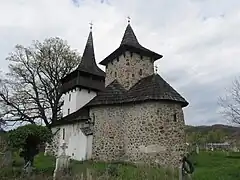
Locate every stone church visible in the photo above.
<box><xmin>45</xmin><ymin>22</ymin><xmax>189</xmax><ymax>167</ymax></box>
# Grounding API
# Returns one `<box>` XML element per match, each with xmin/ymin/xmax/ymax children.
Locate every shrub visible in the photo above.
<box><xmin>8</xmin><ymin>124</ymin><xmax>52</xmax><ymax>150</ymax></box>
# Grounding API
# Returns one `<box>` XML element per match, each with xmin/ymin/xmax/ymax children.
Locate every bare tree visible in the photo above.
<box><xmin>219</xmin><ymin>76</ymin><xmax>240</xmax><ymax>125</ymax></box>
<box><xmin>0</xmin><ymin>37</ymin><xmax>80</xmax><ymax>128</ymax></box>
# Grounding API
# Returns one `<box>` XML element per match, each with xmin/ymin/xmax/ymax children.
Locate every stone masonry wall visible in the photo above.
<box><xmin>124</xmin><ymin>102</ymin><xmax>186</xmax><ymax>167</ymax></box>
<box><xmin>91</xmin><ymin>101</ymin><xmax>186</xmax><ymax>168</ymax></box>
<box><xmin>105</xmin><ymin>51</ymin><xmax>154</xmax><ymax>90</ymax></box>
<box><xmin>90</xmin><ymin>106</ymin><xmax>125</xmax><ymax>161</ymax></box>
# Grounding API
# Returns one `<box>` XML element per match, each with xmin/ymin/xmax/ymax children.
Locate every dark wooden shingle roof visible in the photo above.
<box><xmin>77</xmin><ymin>31</ymin><xmax>105</xmax><ymax>77</ymax></box>
<box><xmin>86</xmin><ymin>80</ymin><xmax>126</xmax><ymax>106</ymax></box>
<box><xmin>99</xmin><ymin>24</ymin><xmax>163</xmax><ymax>65</ymax></box>
<box><xmin>81</xmin><ymin>127</ymin><xmax>93</xmax><ymax>136</ymax></box>
<box><xmin>60</xmin><ymin>30</ymin><xmax>105</xmax><ymax>93</ymax></box>
<box><xmin>51</xmin><ymin>107</ymin><xmax>89</xmax><ymax>127</ymax></box>
<box><xmin>126</xmin><ymin>74</ymin><xmax>188</xmax><ymax>106</ymax></box>
<box><xmin>87</xmin><ymin>74</ymin><xmax>188</xmax><ymax>107</ymax></box>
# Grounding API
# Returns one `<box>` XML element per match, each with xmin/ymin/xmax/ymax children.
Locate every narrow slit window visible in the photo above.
<box><xmin>69</xmin><ymin>93</ymin><xmax>71</xmax><ymax>102</ymax></box>
<box><xmin>63</xmin><ymin>128</ymin><xmax>65</xmax><ymax>140</ymax></box>
<box><xmin>173</xmin><ymin>113</ymin><xmax>177</xmax><ymax>122</ymax></box>
<box><xmin>139</xmin><ymin>69</ymin><xmax>143</xmax><ymax>76</ymax></box>
<box><xmin>68</xmin><ymin>108</ymin><xmax>70</xmax><ymax>115</ymax></box>
<box><xmin>115</xmin><ymin>72</ymin><xmax>117</xmax><ymax>77</ymax></box>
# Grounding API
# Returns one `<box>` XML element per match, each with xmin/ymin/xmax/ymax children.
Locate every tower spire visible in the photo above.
<box><xmin>120</xmin><ymin>21</ymin><xmax>140</xmax><ymax>46</ymax></box>
<box><xmin>77</xmin><ymin>24</ymin><xmax>105</xmax><ymax>77</ymax></box>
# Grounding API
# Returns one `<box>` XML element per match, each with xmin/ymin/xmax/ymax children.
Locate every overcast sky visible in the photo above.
<box><xmin>0</xmin><ymin>0</ymin><xmax>239</xmax><ymax>126</ymax></box>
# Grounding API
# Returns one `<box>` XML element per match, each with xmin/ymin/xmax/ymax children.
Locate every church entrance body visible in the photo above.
<box><xmin>58</xmin><ymin>124</ymin><xmax>91</xmax><ymax>161</ymax></box>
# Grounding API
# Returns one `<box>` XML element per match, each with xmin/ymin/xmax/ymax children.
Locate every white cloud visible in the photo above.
<box><xmin>0</xmin><ymin>0</ymin><xmax>239</xmax><ymax>125</ymax></box>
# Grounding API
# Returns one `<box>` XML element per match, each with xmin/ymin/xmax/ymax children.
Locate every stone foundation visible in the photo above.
<box><xmin>91</xmin><ymin>101</ymin><xmax>186</xmax><ymax>168</ymax></box>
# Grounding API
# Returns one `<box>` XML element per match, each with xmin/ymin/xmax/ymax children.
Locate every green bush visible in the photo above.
<box><xmin>8</xmin><ymin>124</ymin><xmax>52</xmax><ymax>150</ymax></box>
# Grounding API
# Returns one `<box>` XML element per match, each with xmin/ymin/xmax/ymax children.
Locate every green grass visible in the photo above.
<box><xmin>1</xmin><ymin>151</ymin><xmax>240</xmax><ymax>179</ymax></box>
<box><xmin>191</xmin><ymin>151</ymin><xmax>240</xmax><ymax>180</ymax></box>
<box><xmin>70</xmin><ymin>160</ymin><xmax>178</xmax><ymax>179</ymax></box>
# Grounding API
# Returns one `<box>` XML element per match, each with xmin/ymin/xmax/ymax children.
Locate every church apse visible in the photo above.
<box><xmin>90</xmin><ymin>101</ymin><xmax>186</xmax><ymax>167</ymax></box>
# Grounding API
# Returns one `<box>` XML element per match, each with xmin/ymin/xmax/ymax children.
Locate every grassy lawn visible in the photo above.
<box><xmin>1</xmin><ymin>151</ymin><xmax>240</xmax><ymax>179</ymax></box>
<box><xmin>191</xmin><ymin>151</ymin><xmax>240</xmax><ymax>180</ymax></box>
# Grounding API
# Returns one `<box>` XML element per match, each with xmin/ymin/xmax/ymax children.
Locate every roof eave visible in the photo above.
<box><xmin>51</xmin><ymin>117</ymin><xmax>89</xmax><ymax>127</ymax></box>
<box><xmin>181</xmin><ymin>101</ymin><xmax>189</xmax><ymax>108</ymax></box>
<box><xmin>99</xmin><ymin>45</ymin><xmax>163</xmax><ymax>66</ymax></box>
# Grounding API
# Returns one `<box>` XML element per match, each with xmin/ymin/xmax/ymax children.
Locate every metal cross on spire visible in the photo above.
<box><xmin>127</xmin><ymin>16</ymin><xmax>131</xmax><ymax>24</ymax></box>
<box><xmin>155</xmin><ymin>65</ymin><xmax>158</xmax><ymax>74</ymax></box>
<box><xmin>89</xmin><ymin>21</ymin><xmax>93</xmax><ymax>31</ymax></box>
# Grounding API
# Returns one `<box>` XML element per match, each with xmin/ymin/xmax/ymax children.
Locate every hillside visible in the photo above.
<box><xmin>185</xmin><ymin>124</ymin><xmax>240</xmax><ymax>145</ymax></box>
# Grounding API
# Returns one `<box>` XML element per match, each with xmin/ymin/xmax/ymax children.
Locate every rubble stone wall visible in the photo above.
<box><xmin>91</xmin><ymin>101</ymin><xmax>186</xmax><ymax>168</ymax></box>
<box><xmin>105</xmin><ymin>51</ymin><xmax>154</xmax><ymax>90</ymax></box>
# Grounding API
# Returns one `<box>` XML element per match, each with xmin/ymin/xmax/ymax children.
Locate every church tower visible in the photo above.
<box><xmin>100</xmin><ymin>22</ymin><xmax>162</xmax><ymax>90</ymax></box>
<box><xmin>61</xmin><ymin>27</ymin><xmax>105</xmax><ymax>117</ymax></box>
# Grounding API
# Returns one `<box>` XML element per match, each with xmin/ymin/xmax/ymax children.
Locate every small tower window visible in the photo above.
<box><xmin>115</xmin><ymin>72</ymin><xmax>117</xmax><ymax>77</ymax></box>
<box><xmin>68</xmin><ymin>108</ymin><xmax>70</xmax><ymax>115</ymax></box>
<box><xmin>88</xmin><ymin>89</ymin><xmax>91</xmax><ymax>93</ymax></box>
<box><xmin>132</xmin><ymin>74</ymin><xmax>135</xmax><ymax>77</ymax></box>
<box><xmin>126</xmin><ymin>62</ymin><xmax>130</xmax><ymax>66</ymax></box>
<box><xmin>139</xmin><ymin>69</ymin><xmax>143</xmax><ymax>76</ymax></box>
<box><xmin>63</xmin><ymin>128</ymin><xmax>65</xmax><ymax>140</ymax></box>
<box><xmin>69</xmin><ymin>93</ymin><xmax>71</xmax><ymax>102</ymax></box>
<box><xmin>173</xmin><ymin>113</ymin><xmax>177</xmax><ymax>122</ymax></box>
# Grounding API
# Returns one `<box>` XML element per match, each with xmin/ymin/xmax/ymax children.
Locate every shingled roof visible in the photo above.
<box><xmin>99</xmin><ymin>24</ymin><xmax>163</xmax><ymax>65</ymax></box>
<box><xmin>86</xmin><ymin>74</ymin><xmax>188</xmax><ymax>107</ymax></box>
<box><xmin>60</xmin><ymin>30</ymin><xmax>105</xmax><ymax>93</ymax></box>
<box><xmin>81</xmin><ymin>126</ymin><xmax>93</xmax><ymax>136</ymax></box>
<box><xmin>51</xmin><ymin>107</ymin><xmax>89</xmax><ymax>127</ymax></box>
<box><xmin>77</xmin><ymin>31</ymin><xmax>105</xmax><ymax>77</ymax></box>
<box><xmin>126</xmin><ymin>74</ymin><xmax>188</xmax><ymax>107</ymax></box>
<box><xmin>86</xmin><ymin>80</ymin><xmax>126</xmax><ymax>106</ymax></box>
